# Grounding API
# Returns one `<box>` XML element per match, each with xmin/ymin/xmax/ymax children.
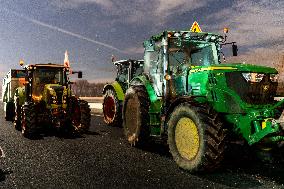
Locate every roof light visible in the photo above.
<box><xmin>223</xmin><ymin>27</ymin><xmax>229</xmax><ymax>34</ymax></box>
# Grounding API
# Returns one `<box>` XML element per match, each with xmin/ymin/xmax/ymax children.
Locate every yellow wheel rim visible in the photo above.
<box><xmin>175</xmin><ymin>117</ymin><xmax>200</xmax><ymax>160</ymax></box>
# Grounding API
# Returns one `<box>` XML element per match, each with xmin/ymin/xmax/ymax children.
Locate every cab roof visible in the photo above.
<box><xmin>25</xmin><ymin>63</ymin><xmax>66</xmax><ymax>69</ymax></box>
<box><xmin>149</xmin><ymin>31</ymin><xmax>222</xmax><ymax>42</ymax></box>
<box><xmin>113</xmin><ymin>59</ymin><xmax>144</xmax><ymax>66</ymax></box>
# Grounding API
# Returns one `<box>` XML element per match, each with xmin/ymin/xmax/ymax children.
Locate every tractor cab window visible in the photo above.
<box><xmin>116</xmin><ymin>63</ymin><xmax>129</xmax><ymax>83</ymax></box>
<box><xmin>168</xmin><ymin>41</ymin><xmax>218</xmax><ymax>74</ymax></box>
<box><xmin>33</xmin><ymin>68</ymin><xmax>65</xmax><ymax>85</ymax></box>
<box><xmin>191</xmin><ymin>42</ymin><xmax>218</xmax><ymax>66</ymax></box>
<box><xmin>32</xmin><ymin>68</ymin><xmax>65</xmax><ymax>97</ymax></box>
<box><xmin>144</xmin><ymin>48</ymin><xmax>163</xmax><ymax>96</ymax></box>
<box><xmin>144</xmin><ymin>50</ymin><xmax>160</xmax><ymax>75</ymax></box>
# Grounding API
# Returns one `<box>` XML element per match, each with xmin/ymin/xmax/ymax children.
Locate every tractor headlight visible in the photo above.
<box><xmin>53</xmin><ymin>100</ymin><xmax>57</xmax><ymax>104</ymax></box>
<box><xmin>270</xmin><ymin>74</ymin><xmax>278</xmax><ymax>82</ymax></box>
<box><xmin>242</xmin><ymin>73</ymin><xmax>264</xmax><ymax>82</ymax></box>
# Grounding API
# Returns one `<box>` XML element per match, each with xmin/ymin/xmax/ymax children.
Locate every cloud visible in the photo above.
<box><xmin>206</xmin><ymin>0</ymin><xmax>284</xmax><ymax>66</ymax></box>
<box><xmin>155</xmin><ymin>0</ymin><xmax>208</xmax><ymax>18</ymax></box>
<box><xmin>207</xmin><ymin>0</ymin><xmax>284</xmax><ymax>47</ymax></box>
<box><xmin>227</xmin><ymin>47</ymin><xmax>284</xmax><ymax>67</ymax></box>
<box><xmin>51</xmin><ymin>0</ymin><xmax>210</xmax><ymax>25</ymax></box>
<box><xmin>123</xmin><ymin>46</ymin><xmax>144</xmax><ymax>54</ymax></box>
<box><xmin>3</xmin><ymin>7</ymin><xmax>126</xmax><ymax>54</ymax></box>
<box><xmin>51</xmin><ymin>0</ymin><xmax>113</xmax><ymax>9</ymax></box>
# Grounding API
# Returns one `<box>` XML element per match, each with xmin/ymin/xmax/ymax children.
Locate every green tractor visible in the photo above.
<box><xmin>122</xmin><ymin>28</ymin><xmax>284</xmax><ymax>172</ymax></box>
<box><xmin>102</xmin><ymin>59</ymin><xmax>143</xmax><ymax>126</ymax></box>
<box><xmin>13</xmin><ymin>63</ymin><xmax>91</xmax><ymax>138</ymax></box>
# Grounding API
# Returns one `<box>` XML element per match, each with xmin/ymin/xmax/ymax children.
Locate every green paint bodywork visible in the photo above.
<box><xmin>131</xmin><ymin>75</ymin><xmax>162</xmax><ymax>135</ymax></box>
<box><xmin>15</xmin><ymin>87</ymin><xmax>25</xmax><ymax>105</ymax></box>
<box><xmin>186</xmin><ymin>64</ymin><xmax>282</xmax><ymax>145</ymax></box>
<box><xmin>103</xmin><ymin>81</ymin><xmax>125</xmax><ymax>101</ymax></box>
<box><xmin>131</xmin><ymin>30</ymin><xmax>284</xmax><ymax>146</ymax></box>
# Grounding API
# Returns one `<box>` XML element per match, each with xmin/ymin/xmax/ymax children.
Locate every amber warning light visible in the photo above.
<box><xmin>19</xmin><ymin>59</ymin><xmax>24</xmax><ymax>67</ymax></box>
<box><xmin>223</xmin><ymin>27</ymin><xmax>229</xmax><ymax>34</ymax></box>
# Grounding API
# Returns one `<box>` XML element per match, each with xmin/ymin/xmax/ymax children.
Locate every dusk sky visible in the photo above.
<box><xmin>0</xmin><ymin>0</ymin><xmax>283</xmax><ymax>82</ymax></box>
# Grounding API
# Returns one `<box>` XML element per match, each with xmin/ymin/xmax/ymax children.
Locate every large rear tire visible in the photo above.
<box><xmin>21</xmin><ymin>103</ymin><xmax>37</xmax><ymax>138</ymax></box>
<box><xmin>5</xmin><ymin>101</ymin><xmax>15</xmax><ymax>121</ymax></box>
<box><xmin>167</xmin><ymin>103</ymin><xmax>226</xmax><ymax>172</ymax></box>
<box><xmin>103</xmin><ymin>89</ymin><xmax>121</xmax><ymax>127</ymax></box>
<box><xmin>123</xmin><ymin>86</ymin><xmax>150</xmax><ymax>146</ymax></box>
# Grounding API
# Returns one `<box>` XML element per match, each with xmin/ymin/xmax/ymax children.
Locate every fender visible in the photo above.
<box><xmin>130</xmin><ymin>75</ymin><xmax>158</xmax><ymax>103</ymax></box>
<box><xmin>103</xmin><ymin>81</ymin><xmax>125</xmax><ymax>101</ymax></box>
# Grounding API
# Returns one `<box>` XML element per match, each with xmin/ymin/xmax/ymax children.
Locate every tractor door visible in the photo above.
<box><xmin>168</xmin><ymin>42</ymin><xmax>192</xmax><ymax>96</ymax></box>
<box><xmin>144</xmin><ymin>48</ymin><xmax>164</xmax><ymax>97</ymax></box>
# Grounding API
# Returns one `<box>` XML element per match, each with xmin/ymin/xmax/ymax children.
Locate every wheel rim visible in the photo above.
<box><xmin>103</xmin><ymin>96</ymin><xmax>116</xmax><ymax>121</ymax></box>
<box><xmin>175</xmin><ymin>117</ymin><xmax>200</xmax><ymax>160</ymax></box>
<box><xmin>125</xmin><ymin>96</ymin><xmax>139</xmax><ymax>142</ymax></box>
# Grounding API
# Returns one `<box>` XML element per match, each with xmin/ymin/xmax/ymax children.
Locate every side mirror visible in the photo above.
<box><xmin>232</xmin><ymin>44</ymin><xmax>238</xmax><ymax>56</ymax></box>
<box><xmin>78</xmin><ymin>71</ymin><xmax>82</xmax><ymax>78</ymax></box>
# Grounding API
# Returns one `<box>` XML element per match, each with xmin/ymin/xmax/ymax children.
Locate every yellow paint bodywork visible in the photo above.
<box><xmin>190</xmin><ymin>66</ymin><xmax>238</xmax><ymax>73</ymax></box>
<box><xmin>175</xmin><ymin>117</ymin><xmax>200</xmax><ymax>160</ymax></box>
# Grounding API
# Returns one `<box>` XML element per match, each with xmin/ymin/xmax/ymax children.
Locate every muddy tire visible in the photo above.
<box><xmin>5</xmin><ymin>101</ymin><xmax>15</xmax><ymax>121</ymax></box>
<box><xmin>103</xmin><ymin>89</ymin><xmax>121</xmax><ymax>127</ymax></box>
<box><xmin>14</xmin><ymin>99</ymin><xmax>22</xmax><ymax>131</ymax></box>
<box><xmin>167</xmin><ymin>103</ymin><xmax>226</xmax><ymax>172</ymax></box>
<box><xmin>123</xmin><ymin>85</ymin><xmax>150</xmax><ymax>146</ymax></box>
<box><xmin>21</xmin><ymin>103</ymin><xmax>37</xmax><ymax>138</ymax></box>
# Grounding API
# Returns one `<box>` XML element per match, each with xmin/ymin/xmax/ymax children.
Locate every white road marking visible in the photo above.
<box><xmin>88</xmin><ymin>103</ymin><xmax>103</xmax><ymax>109</ymax></box>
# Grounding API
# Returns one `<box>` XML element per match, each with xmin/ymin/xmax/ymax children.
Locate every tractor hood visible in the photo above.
<box><xmin>43</xmin><ymin>84</ymin><xmax>67</xmax><ymax>106</ymax></box>
<box><xmin>190</xmin><ymin>63</ymin><xmax>278</xmax><ymax>74</ymax></box>
<box><xmin>44</xmin><ymin>84</ymin><xmax>65</xmax><ymax>96</ymax></box>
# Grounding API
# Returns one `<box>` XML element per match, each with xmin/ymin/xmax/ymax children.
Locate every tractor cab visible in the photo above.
<box><xmin>12</xmin><ymin>63</ymin><xmax>90</xmax><ymax>137</ymax></box>
<box><xmin>24</xmin><ymin>64</ymin><xmax>69</xmax><ymax>107</ymax></box>
<box><xmin>143</xmin><ymin>31</ymin><xmax>230</xmax><ymax>97</ymax></box>
<box><xmin>113</xmin><ymin>59</ymin><xmax>144</xmax><ymax>90</ymax></box>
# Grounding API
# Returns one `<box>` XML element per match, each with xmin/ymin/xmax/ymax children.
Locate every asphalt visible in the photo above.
<box><xmin>0</xmin><ymin>105</ymin><xmax>284</xmax><ymax>188</ymax></box>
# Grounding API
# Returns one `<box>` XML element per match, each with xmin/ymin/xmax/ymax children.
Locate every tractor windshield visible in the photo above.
<box><xmin>169</xmin><ymin>41</ymin><xmax>219</xmax><ymax>72</ymax></box>
<box><xmin>32</xmin><ymin>67</ymin><xmax>66</xmax><ymax>97</ymax></box>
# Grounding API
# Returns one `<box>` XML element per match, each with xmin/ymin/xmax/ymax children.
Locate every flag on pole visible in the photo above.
<box><xmin>64</xmin><ymin>50</ymin><xmax>70</xmax><ymax>68</ymax></box>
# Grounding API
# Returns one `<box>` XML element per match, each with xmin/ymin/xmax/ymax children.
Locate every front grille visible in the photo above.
<box><xmin>50</xmin><ymin>86</ymin><xmax>64</xmax><ymax>105</ymax></box>
<box><xmin>55</xmin><ymin>89</ymin><xmax>63</xmax><ymax>104</ymax></box>
<box><xmin>225</xmin><ymin>72</ymin><xmax>277</xmax><ymax>105</ymax></box>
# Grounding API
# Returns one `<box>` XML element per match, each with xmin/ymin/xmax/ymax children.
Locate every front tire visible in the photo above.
<box><xmin>167</xmin><ymin>103</ymin><xmax>226</xmax><ymax>172</ymax></box>
<box><xmin>123</xmin><ymin>86</ymin><xmax>150</xmax><ymax>146</ymax></box>
<box><xmin>5</xmin><ymin>101</ymin><xmax>15</xmax><ymax>121</ymax></box>
<box><xmin>103</xmin><ymin>89</ymin><xmax>121</xmax><ymax>127</ymax></box>
<box><xmin>21</xmin><ymin>103</ymin><xmax>37</xmax><ymax>138</ymax></box>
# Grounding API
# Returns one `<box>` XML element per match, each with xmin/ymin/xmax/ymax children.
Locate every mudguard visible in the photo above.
<box><xmin>103</xmin><ymin>81</ymin><xmax>125</xmax><ymax>101</ymax></box>
<box><xmin>130</xmin><ymin>75</ymin><xmax>158</xmax><ymax>103</ymax></box>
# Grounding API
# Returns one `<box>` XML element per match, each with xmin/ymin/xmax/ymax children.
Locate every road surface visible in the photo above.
<box><xmin>0</xmin><ymin>103</ymin><xmax>283</xmax><ymax>188</ymax></box>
